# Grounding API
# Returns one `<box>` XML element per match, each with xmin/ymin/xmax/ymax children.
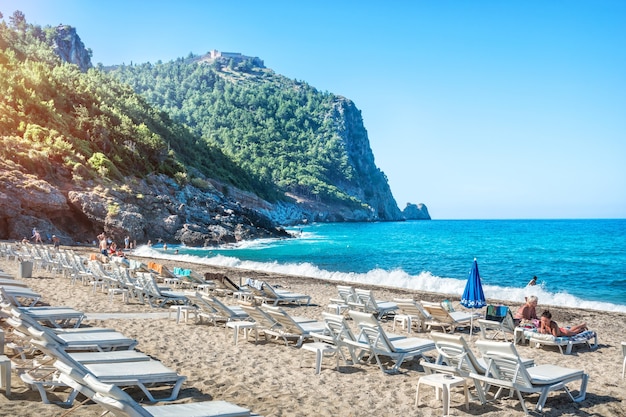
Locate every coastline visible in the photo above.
<box><xmin>1</xmin><ymin>244</ymin><xmax>625</xmax><ymax>416</ymax></box>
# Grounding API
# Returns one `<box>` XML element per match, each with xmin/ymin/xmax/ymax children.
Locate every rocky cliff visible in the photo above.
<box><xmin>330</xmin><ymin>98</ymin><xmax>403</xmax><ymax>221</ymax></box>
<box><xmin>0</xmin><ymin>170</ymin><xmax>290</xmax><ymax>247</ymax></box>
<box><xmin>51</xmin><ymin>25</ymin><xmax>92</xmax><ymax>72</ymax></box>
<box><xmin>402</xmin><ymin>203</ymin><xmax>431</xmax><ymax>220</ymax></box>
<box><xmin>0</xmin><ymin>20</ymin><xmax>427</xmax><ymax>248</ymax></box>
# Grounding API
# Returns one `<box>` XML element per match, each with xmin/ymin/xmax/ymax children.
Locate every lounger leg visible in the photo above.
<box><xmin>535</xmin><ymin>387</ymin><xmax>551</xmax><ymax>413</ymax></box>
<box><xmin>515</xmin><ymin>389</ymin><xmax>530</xmax><ymax>415</ymax></box>
<box><xmin>568</xmin><ymin>374</ymin><xmax>588</xmax><ymax>403</ymax></box>
<box><xmin>471</xmin><ymin>378</ymin><xmax>487</xmax><ymax>404</ymax></box>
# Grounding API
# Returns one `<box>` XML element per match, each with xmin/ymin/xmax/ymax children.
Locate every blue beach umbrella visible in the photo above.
<box><xmin>460</xmin><ymin>258</ymin><xmax>486</xmax><ymax>336</ymax></box>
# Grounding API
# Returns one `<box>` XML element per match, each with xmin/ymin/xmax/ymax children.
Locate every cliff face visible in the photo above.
<box><xmin>0</xmin><ymin>169</ymin><xmax>290</xmax><ymax>247</ymax></box>
<box><xmin>0</xmin><ymin>22</ymin><xmax>424</xmax><ymax>247</ymax></box>
<box><xmin>331</xmin><ymin>98</ymin><xmax>403</xmax><ymax>221</ymax></box>
<box><xmin>248</xmin><ymin>98</ymin><xmax>403</xmax><ymax>225</ymax></box>
<box><xmin>51</xmin><ymin>25</ymin><xmax>92</xmax><ymax>71</ymax></box>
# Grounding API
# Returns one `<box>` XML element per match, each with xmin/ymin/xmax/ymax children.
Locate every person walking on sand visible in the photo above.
<box><xmin>31</xmin><ymin>228</ymin><xmax>43</xmax><ymax>244</ymax></box>
<box><xmin>97</xmin><ymin>232</ymin><xmax>109</xmax><ymax>257</ymax></box>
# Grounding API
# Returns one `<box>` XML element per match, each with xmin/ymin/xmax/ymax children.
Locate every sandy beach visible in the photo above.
<box><xmin>1</xmin><ymin>245</ymin><xmax>625</xmax><ymax>417</ymax></box>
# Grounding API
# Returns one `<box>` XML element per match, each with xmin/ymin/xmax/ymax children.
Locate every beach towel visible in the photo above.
<box><xmin>571</xmin><ymin>330</ymin><xmax>597</xmax><ymax>342</ymax></box>
<box><xmin>245</xmin><ymin>278</ymin><xmax>263</xmax><ymax>290</ymax></box>
<box><xmin>485</xmin><ymin>305</ymin><xmax>508</xmax><ymax>322</ymax></box>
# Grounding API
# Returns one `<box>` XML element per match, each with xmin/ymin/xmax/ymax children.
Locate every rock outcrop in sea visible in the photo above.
<box><xmin>402</xmin><ymin>203</ymin><xmax>431</xmax><ymax>220</ymax></box>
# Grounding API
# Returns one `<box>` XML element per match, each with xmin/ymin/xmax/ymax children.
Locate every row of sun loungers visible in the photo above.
<box><xmin>5</xmin><ymin>243</ymin><xmax>599</xmax><ymax>357</ymax></box>
<box><xmin>0</xmin><ymin>244</ymin><xmax>598</xmax><ymax>414</ymax></box>
<box><xmin>221</xmin><ymin>298</ymin><xmax>590</xmax><ymax>413</ymax></box>
<box><xmin>0</xmin><ymin>267</ymin><xmax>261</xmax><ymax>416</ymax></box>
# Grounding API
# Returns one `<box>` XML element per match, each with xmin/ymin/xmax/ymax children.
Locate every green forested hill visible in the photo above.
<box><xmin>1</xmin><ymin>11</ymin><xmax>403</xmax><ymax>247</ymax></box>
<box><xmin>110</xmin><ymin>58</ymin><xmax>363</xmax><ymax>207</ymax></box>
<box><xmin>0</xmin><ymin>12</ymin><xmax>269</xmax><ymax>198</ymax></box>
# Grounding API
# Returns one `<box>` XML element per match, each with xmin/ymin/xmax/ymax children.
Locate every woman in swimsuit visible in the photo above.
<box><xmin>539</xmin><ymin>310</ymin><xmax>588</xmax><ymax>337</ymax></box>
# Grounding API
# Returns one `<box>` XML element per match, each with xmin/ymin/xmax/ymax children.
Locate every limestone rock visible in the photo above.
<box><xmin>402</xmin><ymin>203</ymin><xmax>431</xmax><ymax>220</ymax></box>
<box><xmin>51</xmin><ymin>25</ymin><xmax>92</xmax><ymax>72</ymax></box>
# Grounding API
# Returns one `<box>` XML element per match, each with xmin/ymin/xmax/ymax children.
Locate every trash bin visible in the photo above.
<box><xmin>18</xmin><ymin>261</ymin><xmax>33</xmax><ymax>279</ymax></box>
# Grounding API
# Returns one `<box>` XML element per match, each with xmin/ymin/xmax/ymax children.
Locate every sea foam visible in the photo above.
<box><xmin>133</xmin><ymin>246</ymin><xmax>626</xmax><ymax>313</ymax></box>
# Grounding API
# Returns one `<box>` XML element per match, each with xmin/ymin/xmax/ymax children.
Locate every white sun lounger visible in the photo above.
<box><xmin>472</xmin><ymin>340</ymin><xmax>588</xmax><ymax>413</ymax></box>
<box><xmin>31</xmin><ymin>340</ymin><xmax>187</xmax><ymax>404</ymax></box>
<box><xmin>57</xmin><ymin>369</ymin><xmax>254</xmax><ymax>417</ymax></box>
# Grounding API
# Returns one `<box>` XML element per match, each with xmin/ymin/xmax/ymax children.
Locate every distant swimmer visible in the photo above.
<box><xmin>527</xmin><ymin>276</ymin><xmax>537</xmax><ymax>286</ymax></box>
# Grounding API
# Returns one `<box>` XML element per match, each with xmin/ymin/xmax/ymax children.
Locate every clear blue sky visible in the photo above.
<box><xmin>3</xmin><ymin>1</ymin><xmax>625</xmax><ymax>219</ymax></box>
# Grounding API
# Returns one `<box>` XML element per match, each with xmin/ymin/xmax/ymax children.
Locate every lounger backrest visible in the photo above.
<box><xmin>56</xmin><ymin>371</ymin><xmax>98</xmax><ymax>403</ymax></box>
<box><xmin>476</xmin><ymin>340</ymin><xmax>533</xmax><ymax>389</ymax></box>
<box><xmin>32</xmin><ymin>339</ymin><xmax>93</xmax><ymax>378</ymax></box>
<box><xmin>358</xmin><ymin>323</ymin><xmax>395</xmax><ymax>354</ymax></box>
<box><xmin>222</xmin><ymin>276</ymin><xmax>241</xmax><ymax>291</ymax></box>
<box><xmin>263</xmin><ymin>306</ymin><xmax>303</xmax><ymax>334</ymax></box>
<box><xmin>8</xmin><ymin>308</ymin><xmax>49</xmax><ymax>334</ymax></box>
<box><xmin>240</xmin><ymin>305</ymin><xmax>280</xmax><ymax>330</ymax></box>
<box><xmin>142</xmin><ymin>275</ymin><xmax>162</xmax><ymax>296</ymax></box>
<box><xmin>502</xmin><ymin>310</ymin><xmax>517</xmax><ymax>332</ymax></box>
<box><xmin>430</xmin><ymin>331</ymin><xmax>485</xmax><ymax>375</ymax></box>
<box><xmin>184</xmin><ymin>292</ymin><xmax>218</xmax><ymax>314</ymax></box>
<box><xmin>0</xmin><ymin>287</ymin><xmax>14</xmax><ymax>306</ymax></box>
<box><xmin>476</xmin><ymin>339</ymin><xmax>523</xmax><ymax>359</ymax></box>
<box><xmin>422</xmin><ymin>304</ymin><xmax>454</xmax><ymax>324</ymax></box>
<box><xmin>187</xmin><ymin>270</ymin><xmax>206</xmax><ymax>284</ymax></box>
<box><xmin>394</xmin><ymin>299</ymin><xmax>431</xmax><ymax>319</ymax></box>
<box><xmin>354</xmin><ymin>289</ymin><xmax>378</xmax><ymax>311</ymax></box>
<box><xmin>62</xmin><ymin>370</ymin><xmax>147</xmax><ymax>417</ymax></box>
<box><xmin>484</xmin><ymin>305</ymin><xmax>516</xmax><ymax>331</ymax></box>
<box><xmin>322</xmin><ymin>312</ymin><xmax>363</xmax><ymax>347</ymax></box>
<box><xmin>202</xmin><ymin>294</ymin><xmax>235</xmax><ymax>316</ymax></box>
<box><xmin>83</xmin><ymin>373</ymin><xmax>151</xmax><ymax>417</ymax></box>
<box><xmin>258</xmin><ymin>281</ymin><xmax>278</xmax><ymax>297</ymax></box>
<box><xmin>485</xmin><ymin>305</ymin><xmax>506</xmax><ymax>322</ymax></box>
<box><xmin>6</xmin><ymin>316</ymin><xmax>53</xmax><ymax>343</ymax></box>
<box><xmin>348</xmin><ymin>309</ymin><xmax>380</xmax><ymax>327</ymax></box>
<box><xmin>349</xmin><ymin>310</ymin><xmax>395</xmax><ymax>353</ymax></box>
<box><xmin>336</xmin><ymin>286</ymin><xmax>357</xmax><ymax>303</ymax></box>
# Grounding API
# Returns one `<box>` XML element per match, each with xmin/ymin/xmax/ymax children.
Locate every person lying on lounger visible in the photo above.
<box><xmin>539</xmin><ymin>310</ymin><xmax>588</xmax><ymax>337</ymax></box>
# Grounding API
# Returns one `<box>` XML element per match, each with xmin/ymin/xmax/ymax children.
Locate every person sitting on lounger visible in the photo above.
<box><xmin>539</xmin><ymin>310</ymin><xmax>588</xmax><ymax>337</ymax></box>
<box><xmin>514</xmin><ymin>295</ymin><xmax>539</xmax><ymax>326</ymax></box>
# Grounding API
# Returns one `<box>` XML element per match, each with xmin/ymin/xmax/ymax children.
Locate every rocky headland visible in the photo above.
<box><xmin>0</xmin><ymin>18</ymin><xmax>430</xmax><ymax>248</ymax></box>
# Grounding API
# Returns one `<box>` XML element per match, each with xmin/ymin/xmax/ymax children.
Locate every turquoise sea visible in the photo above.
<box><xmin>135</xmin><ymin>219</ymin><xmax>626</xmax><ymax>313</ymax></box>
